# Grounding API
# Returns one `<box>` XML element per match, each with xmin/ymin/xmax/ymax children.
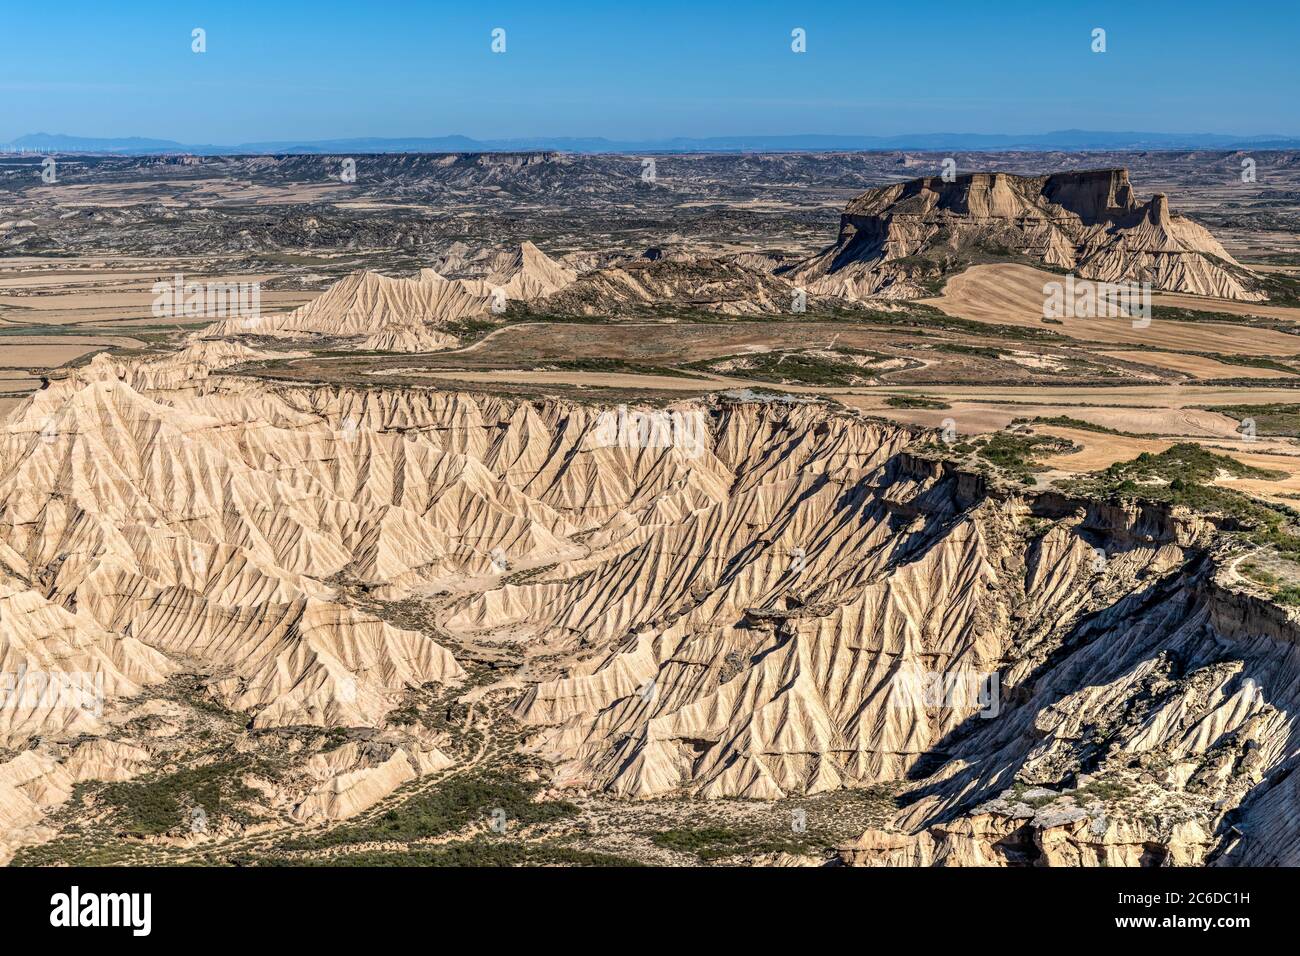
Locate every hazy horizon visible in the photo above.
<box><xmin>9</xmin><ymin>129</ymin><xmax>1300</xmax><ymax>152</ymax></box>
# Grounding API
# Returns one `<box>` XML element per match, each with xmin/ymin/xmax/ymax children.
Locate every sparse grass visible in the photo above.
<box><xmin>538</xmin><ymin>357</ymin><xmax>703</xmax><ymax>378</ymax></box>
<box><xmin>277</xmin><ymin>773</ymin><xmax>575</xmax><ymax>851</ymax></box>
<box><xmin>886</xmin><ymin>394</ymin><xmax>950</xmax><ymax>410</ymax></box>
<box><xmin>12</xmin><ymin>832</ymin><xmax>157</xmax><ymax>867</ymax></box>
<box><xmin>649</xmin><ymin>825</ymin><xmax>815</xmax><ymax>862</ymax></box>
<box><xmin>690</xmin><ymin>347</ymin><xmax>889</xmax><ymax>387</ymax></box>
<box><xmin>440</xmin><ymin>317</ymin><xmax>502</xmax><ymax>340</ymax></box>
<box><xmin>1239</xmin><ymin>561</ymin><xmax>1300</xmax><ymax>605</ymax></box>
<box><xmin>1020</xmin><ymin>415</ymin><xmax>1143</xmax><ymax>438</ymax></box>
<box><xmin>1192</xmin><ymin>353</ymin><xmax>1299</xmax><ymax>375</ymax></box>
<box><xmin>1240</xmin><ymin>560</ymin><xmax>1276</xmax><ymax>584</ymax></box>
<box><xmin>249</xmin><ymin>252</ymin><xmax>336</xmax><ymax>266</ymax></box>
<box><xmin>928</xmin><ymin>342</ymin><xmax>1004</xmax><ymax>359</ymax></box>
<box><xmin>1021</xmin><ymin>793</ymin><xmax>1059</xmax><ymax>810</ymax></box>
<box><xmin>1253</xmin><ymin>270</ymin><xmax>1300</xmax><ymax>308</ymax></box>
<box><xmin>98</xmin><ymin>759</ymin><xmax>260</xmax><ymax>837</ymax></box>
<box><xmin>1151</xmin><ymin>304</ymin><xmax>1300</xmax><ymax>333</ymax></box>
<box><xmin>254</xmin><ymin>840</ymin><xmax>642</xmax><ymax>867</ymax></box>
<box><xmin>1076</xmin><ymin>779</ymin><xmax>1134</xmax><ymax>803</ymax></box>
<box><xmin>517</xmin><ymin>300</ymin><xmax>1070</xmax><ymax>344</ymax></box>
<box><xmin>1061</xmin><ymin>442</ymin><xmax>1284</xmax><ymax>489</ymax></box>
<box><xmin>972</xmin><ymin>431</ymin><xmax>1076</xmax><ymax>483</ymax></box>
<box><xmin>1203</xmin><ymin>403</ymin><xmax>1300</xmax><ymax>438</ymax></box>
<box><xmin>1058</xmin><ymin>444</ymin><xmax>1300</xmax><ymax>557</ymax></box>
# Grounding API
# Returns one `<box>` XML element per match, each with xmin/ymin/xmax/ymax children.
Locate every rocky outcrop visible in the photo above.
<box><xmin>840</xmin><ymin>804</ymin><xmax>1214</xmax><ymax>867</ymax></box>
<box><xmin>2</xmin><ymin>332</ymin><xmax>1298</xmax><ymax>864</ymax></box>
<box><xmin>0</xmin><ymin>740</ymin><xmax>153</xmax><ymax>863</ymax></box>
<box><xmin>794</xmin><ymin>169</ymin><xmax>1264</xmax><ymax>301</ymax></box>
<box><xmin>541</xmin><ymin>255</ymin><xmax>802</xmax><ymax>316</ymax></box>
<box><xmin>201</xmin><ymin>241</ymin><xmax>575</xmax><ymax>351</ymax></box>
<box><xmin>831</xmin><ymin>559</ymin><xmax>1300</xmax><ymax>866</ymax></box>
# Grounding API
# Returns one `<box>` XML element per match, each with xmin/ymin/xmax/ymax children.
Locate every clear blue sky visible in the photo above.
<box><xmin>2</xmin><ymin>0</ymin><xmax>1296</xmax><ymax>143</ymax></box>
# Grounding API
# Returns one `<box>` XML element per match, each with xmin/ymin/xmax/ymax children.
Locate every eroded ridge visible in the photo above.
<box><xmin>0</xmin><ymin>337</ymin><xmax>1296</xmax><ymax>865</ymax></box>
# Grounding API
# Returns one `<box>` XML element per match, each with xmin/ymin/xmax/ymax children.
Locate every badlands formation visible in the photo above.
<box><xmin>206</xmin><ymin>240</ymin><xmax>577</xmax><ymax>352</ymax></box>
<box><xmin>796</xmin><ymin>169</ymin><xmax>1265</xmax><ymax>301</ymax></box>
<box><xmin>1</xmin><ymin>340</ymin><xmax>1295</xmax><ymax>866</ymax></box>
<box><xmin>194</xmin><ymin>168</ymin><xmax>1268</xmax><ymax>360</ymax></box>
<box><xmin>1</xmin><ymin>163</ymin><xmax>1298</xmax><ymax>866</ymax></box>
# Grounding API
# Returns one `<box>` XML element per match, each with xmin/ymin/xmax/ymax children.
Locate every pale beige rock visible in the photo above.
<box><xmin>199</xmin><ymin>241</ymin><xmax>575</xmax><ymax>352</ymax></box>
<box><xmin>840</xmin><ymin>810</ymin><xmax>1213</xmax><ymax>867</ymax></box>
<box><xmin>292</xmin><ymin>750</ymin><xmax>417</xmax><ymax>823</ymax></box>
<box><xmin>795</xmin><ymin>170</ymin><xmax>1264</xmax><ymax>301</ymax></box>
<box><xmin>0</xmin><ymin>578</ymin><xmax>173</xmax><ymax>746</ymax></box>
<box><xmin>3</xmin><ymin>309</ymin><xmax>1299</xmax><ymax>866</ymax></box>
<box><xmin>292</xmin><ymin>738</ymin><xmax>453</xmax><ymax>823</ymax></box>
<box><xmin>0</xmin><ymin>739</ymin><xmax>153</xmax><ymax>863</ymax></box>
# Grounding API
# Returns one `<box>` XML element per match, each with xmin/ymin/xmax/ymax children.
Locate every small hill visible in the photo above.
<box><xmin>541</xmin><ymin>254</ymin><xmax>803</xmax><ymax>316</ymax></box>
<box><xmin>481</xmin><ymin>240</ymin><xmax>578</xmax><ymax>300</ymax></box>
<box><xmin>202</xmin><ymin>242</ymin><xmax>576</xmax><ymax>351</ymax></box>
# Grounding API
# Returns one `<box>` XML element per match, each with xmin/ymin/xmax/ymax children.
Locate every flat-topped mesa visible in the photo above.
<box><xmin>843</xmin><ymin>169</ymin><xmax>1139</xmax><ymax>224</ymax></box>
<box><xmin>795</xmin><ymin>168</ymin><xmax>1265</xmax><ymax>301</ymax></box>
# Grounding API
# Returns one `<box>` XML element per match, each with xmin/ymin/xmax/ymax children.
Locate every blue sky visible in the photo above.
<box><xmin>2</xmin><ymin>0</ymin><xmax>1296</xmax><ymax>142</ymax></box>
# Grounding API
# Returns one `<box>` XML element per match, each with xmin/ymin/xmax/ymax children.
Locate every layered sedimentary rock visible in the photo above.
<box><xmin>839</xmin><ymin>806</ymin><xmax>1214</xmax><ymax>867</ymax></box>
<box><xmin>201</xmin><ymin>241</ymin><xmax>575</xmax><ymax>351</ymax></box>
<box><xmin>542</xmin><ymin>255</ymin><xmax>802</xmax><ymax>315</ymax></box>
<box><xmin>0</xmin><ymin>740</ymin><xmax>151</xmax><ymax>863</ymax></box>
<box><xmin>291</xmin><ymin>740</ymin><xmax>452</xmax><ymax>823</ymax></box>
<box><xmin>794</xmin><ymin>169</ymin><xmax>1264</xmax><ymax>301</ymax></box>
<box><xmin>1</xmin><ymin>353</ymin><xmax>489</xmax><ymax>735</ymax></box>
<box><xmin>2</xmin><ymin>332</ymin><xmax>1299</xmax><ymax>864</ymax></box>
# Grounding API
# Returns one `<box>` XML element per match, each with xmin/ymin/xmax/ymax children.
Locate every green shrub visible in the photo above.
<box><xmin>279</xmin><ymin>773</ymin><xmax>576</xmax><ymax>850</ymax></box>
<box><xmin>99</xmin><ymin>760</ymin><xmax>259</xmax><ymax>837</ymax></box>
<box><xmin>886</xmin><ymin>394</ymin><xmax>950</xmax><ymax>410</ymax></box>
<box><xmin>649</xmin><ymin>826</ymin><xmax>815</xmax><ymax>862</ymax></box>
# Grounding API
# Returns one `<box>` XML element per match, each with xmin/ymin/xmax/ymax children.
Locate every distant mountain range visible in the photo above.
<box><xmin>6</xmin><ymin>130</ymin><xmax>1300</xmax><ymax>155</ymax></box>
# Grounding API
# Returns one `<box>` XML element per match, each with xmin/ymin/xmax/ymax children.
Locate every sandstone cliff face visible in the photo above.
<box><xmin>836</xmin><ymin>561</ymin><xmax>1300</xmax><ymax>867</ymax></box>
<box><xmin>840</xmin><ymin>806</ymin><xmax>1214</xmax><ymax>867</ymax></box>
<box><xmin>794</xmin><ymin>169</ymin><xmax>1264</xmax><ymax>301</ymax></box>
<box><xmin>2</xmin><ymin>338</ymin><xmax>1298</xmax><ymax>864</ymax></box>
